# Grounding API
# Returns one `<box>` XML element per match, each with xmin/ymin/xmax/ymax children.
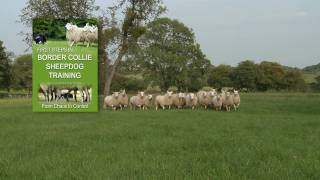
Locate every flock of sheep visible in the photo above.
<box><xmin>104</xmin><ymin>89</ymin><xmax>241</xmax><ymax>111</ymax></box>
<box><xmin>65</xmin><ymin>23</ymin><xmax>98</xmax><ymax>47</ymax></box>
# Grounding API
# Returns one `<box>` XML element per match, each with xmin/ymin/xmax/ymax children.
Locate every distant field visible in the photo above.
<box><xmin>0</xmin><ymin>93</ymin><xmax>320</xmax><ymax>179</ymax></box>
<box><xmin>303</xmin><ymin>72</ymin><xmax>320</xmax><ymax>83</ymax></box>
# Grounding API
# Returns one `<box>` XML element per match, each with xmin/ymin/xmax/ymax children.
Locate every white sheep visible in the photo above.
<box><xmin>185</xmin><ymin>93</ymin><xmax>198</xmax><ymax>110</ymax></box>
<box><xmin>119</xmin><ymin>89</ymin><xmax>129</xmax><ymax>110</ymax></box>
<box><xmin>233</xmin><ymin>90</ymin><xmax>241</xmax><ymax>110</ymax></box>
<box><xmin>222</xmin><ymin>92</ymin><xmax>234</xmax><ymax>112</ymax></box>
<box><xmin>155</xmin><ymin>91</ymin><xmax>173</xmax><ymax>110</ymax></box>
<box><xmin>65</xmin><ymin>22</ymin><xmax>97</xmax><ymax>47</ymax></box>
<box><xmin>130</xmin><ymin>91</ymin><xmax>145</xmax><ymax>110</ymax></box>
<box><xmin>142</xmin><ymin>94</ymin><xmax>153</xmax><ymax>110</ymax></box>
<box><xmin>197</xmin><ymin>91</ymin><xmax>213</xmax><ymax>109</ymax></box>
<box><xmin>65</xmin><ymin>23</ymin><xmax>85</xmax><ymax>47</ymax></box>
<box><xmin>212</xmin><ymin>94</ymin><xmax>223</xmax><ymax>111</ymax></box>
<box><xmin>83</xmin><ymin>23</ymin><xmax>98</xmax><ymax>47</ymax></box>
<box><xmin>104</xmin><ymin>92</ymin><xmax>121</xmax><ymax>110</ymax></box>
<box><xmin>172</xmin><ymin>93</ymin><xmax>186</xmax><ymax>109</ymax></box>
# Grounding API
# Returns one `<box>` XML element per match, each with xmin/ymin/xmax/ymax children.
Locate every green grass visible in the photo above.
<box><xmin>0</xmin><ymin>93</ymin><xmax>320</xmax><ymax>179</ymax></box>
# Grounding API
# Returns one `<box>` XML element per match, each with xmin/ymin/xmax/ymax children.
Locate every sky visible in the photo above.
<box><xmin>0</xmin><ymin>0</ymin><xmax>319</xmax><ymax>68</ymax></box>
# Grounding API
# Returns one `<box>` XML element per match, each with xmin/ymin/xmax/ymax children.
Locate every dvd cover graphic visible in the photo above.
<box><xmin>32</xmin><ymin>19</ymin><xmax>98</xmax><ymax>112</ymax></box>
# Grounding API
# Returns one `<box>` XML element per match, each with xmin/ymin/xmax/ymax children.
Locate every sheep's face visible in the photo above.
<box><xmin>167</xmin><ymin>91</ymin><xmax>173</xmax><ymax>97</ymax></box>
<box><xmin>121</xmin><ymin>90</ymin><xmax>127</xmax><ymax>97</ymax></box>
<box><xmin>139</xmin><ymin>91</ymin><xmax>145</xmax><ymax>98</ymax></box>
<box><xmin>203</xmin><ymin>92</ymin><xmax>207</xmax><ymax>97</ymax></box>
<box><xmin>65</xmin><ymin>23</ymin><xmax>74</xmax><ymax>31</ymax></box>
<box><xmin>226</xmin><ymin>92</ymin><xmax>231</xmax><ymax>97</ymax></box>
<box><xmin>178</xmin><ymin>93</ymin><xmax>185</xmax><ymax>98</ymax></box>
<box><xmin>234</xmin><ymin>90</ymin><xmax>239</xmax><ymax>95</ymax></box>
<box><xmin>113</xmin><ymin>92</ymin><xmax>119</xmax><ymax>98</ymax></box>
<box><xmin>209</xmin><ymin>91</ymin><xmax>215</xmax><ymax>97</ymax></box>
<box><xmin>189</xmin><ymin>93</ymin><xmax>195</xmax><ymax>100</ymax></box>
<box><xmin>217</xmin><ymin>95</ymin><xmax>222</xmax><ymax>101</ymax></box>
<box><xmin>148</xmin><ymin>95</ymin><xmax>153</xmax><ymax>100</ymax></box>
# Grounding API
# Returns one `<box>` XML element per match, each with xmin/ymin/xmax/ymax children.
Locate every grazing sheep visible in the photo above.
<box><xmin>119</xmin><ymin>89</ymin><xmax>129</xmax><ymax>109</ymax></box>
<box><xmin>104</xmin><ymin>92</ymin><xmax>121</xmax><ymax>110</ymax></box>
<box><xmin>222</xmin><ymin>92</ymin><xmax>234</xmax><ymax>112</ymax></box>
<box><xmin>212</xmin><ymin>94</ymin><xmax>223</xmax><ymax>111</ymax></box>
<box><xmin>155</xmin><ymin>91</ymin><xmax>174</xmax><ymax>110</ymax></box>
<box><xmin>142</xmin><ymin>94</ymin><xmax>153</xmax><ymax>110</ymax></box>
<box><xmin>172</xmin><ymin>93</ymin><xmax>186</xmax><ymax>109</ymax></box>
<box><xmin>185</xmin><ymin>93</ymin><xmax>198</xmax><ymax>110</ymax></box>
<box><xmin>233</xmin><ymin>90</ymin><xmax>241</xmax><ymax>110</ymax></box>
<box><xmin>130</xmin><ymin>91</ymin><xmax>145</xmax><ymax>110</ymax></box>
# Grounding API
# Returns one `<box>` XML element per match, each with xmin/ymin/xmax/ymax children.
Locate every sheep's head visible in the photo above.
<box><xmin>148</xmin><ymin>94</ymin><xmax>153</xmax><ymax>100</ymax></box>
<box><xmin>226</xmin><ymin>92</ymin><xmax>231</xmax><ymax>97</ymax></box>
<box><xmin>167</xmin><ymin>91</ymin><xmax>173</xmax><ymax>97</ymax></box>
<box><xmin>113</xmin><ymin>92</ymin><xmax>119</xmax><ymax>98</ymax></box>
<box><xmin>120</xmin><ymin>89</ymin><xmax>127</xmax><ymax>97</ymax></box>
<box><xmin>234</xmin><ymin>90</ymin><xmax>239</xmax><ymax>95</ymax></box>
<box><xmin>202</xmin><ymin>92</ymin><xmax>208</xmax><ymax>97</ymax></box>
<box><xmin>217</xmin><ymin>94</ymin><xmax>222</xmax><ymax>101</ymax></box>
<box><xmin>138</xmin><ymin>91</ymin><xmax>145</xmax><ymax>98</ymax></box>
<box><xmin>208</xmin><ymin>91</ymin><xmax>215</xmax><ymax>97</ymax></box>
<box><xmin>178</xmin><ymin>93</ymin><xmax>185</xmax><ymax>98</ymax></box>
<box><xmin>65</xmin><ymin>23</ymin><xmax>74</xmax><ymax>31</ymax></box>
<box><xmin>189</xmin><ymin>93</ymin><xmax>195</xmax><ymax>100</ymax></box>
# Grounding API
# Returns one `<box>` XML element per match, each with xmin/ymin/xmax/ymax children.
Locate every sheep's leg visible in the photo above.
<box><xmin>70</xmin><ymin>41</ymin><xmax>74</xmax><ymax>47</ymax></box>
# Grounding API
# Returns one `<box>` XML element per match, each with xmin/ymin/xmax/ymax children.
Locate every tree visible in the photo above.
<box><xmin>207</xmin><ymin>65</ymin><xmax>233</xmax><ymax>88</ymax></box>
<box><xmin>256</xmin><ymin>61</ymin><xmax>286</xmax><ymax>91</ymax></box>
<box><xmin>12</xmin><ymin>55</ymin><xmax>32</xmax><ymax>94</ymax></box>
<box><xmin>138</xmin><ymin>18</ymin><xmax>209</xmax><ymax>91</ymax></box>
<box><xmin>0</xmin><ymin>41</ymin><xmax>13</xmax><ymax>92</ymax></box>
<box><xmin>103</xmin><ymin>0</ymin><xmax>166</xmax><ymax>95</ymax></box>
<box><xmin>282</xmin><ymin>70</ymin><xmax>306</xmax><ymax>91</ymax></box>
<box><xmin>231</xmin><ymin>60</ymin><xmax>258</xmax><ymax>91</ymax></box>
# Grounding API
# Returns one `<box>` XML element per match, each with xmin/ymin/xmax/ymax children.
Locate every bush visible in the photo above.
<box><xmin>201</xmin><ymin>86</ymin><xmax>214</xmax><ymax>91</ymax></box>
<box><xmin>168</xmin><ymin>86</ymin><xmax>178</xmax><ymax>92</ymax></box>
<box><xmin>146</xmin><ymin>85</ymin><xmax>161</xmax><ymax>94</ymax></box>
<box><xmin>111</xmin><ymin>74</ymin><xmax>147</xmax><ymax>93</ymax></box>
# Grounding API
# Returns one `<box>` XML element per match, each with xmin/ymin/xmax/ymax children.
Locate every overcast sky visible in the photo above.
<box><xmin>0</xmin><ymin>0</ymin><xmax>319</xmax><ymax>68</ymax></box>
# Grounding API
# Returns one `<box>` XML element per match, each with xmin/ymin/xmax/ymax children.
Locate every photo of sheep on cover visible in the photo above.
<box><xmin>32</xmin><ymin>18</ymin><xmax>98</xmax><ymax>48</ymax></box>
<box><xmin>38</xmin><ymin>84</ymin><xmax>92</xmax><ymax>103</ymax></box>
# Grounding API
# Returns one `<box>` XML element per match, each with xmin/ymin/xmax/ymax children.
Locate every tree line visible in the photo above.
<box><xmin>1</xmin><ymin>0</ymin><xmax>319</xmax><ymax>96</ymax></box>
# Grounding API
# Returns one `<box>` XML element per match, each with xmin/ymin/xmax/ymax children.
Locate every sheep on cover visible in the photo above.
<box><xmin>83</xmin><ymin>23</ymin><xmax>98</xmax><ymax>47</ymax></box>
<box><xmin>155</xmin><ymin>91</ymin><xmax>174</xmax><ymax>110</ymax></box>
<box><xmin>185</xmin><ymin>93</ymin><xmax>198</xmax><ymax>109</ymax></box>
<box><xmin>104</xmin><ymin>92</ymin><xmax>121</xmax><ymax>110</ymax></box>
<box><xmin>65</xmin><ymin>23</ymin><xmax>97</xmax><ymax>47</ymax></box>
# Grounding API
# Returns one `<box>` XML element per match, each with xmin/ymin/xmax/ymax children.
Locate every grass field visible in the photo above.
<box><xmin>0</xmin><ymin>93</ymin><xmax>320</xmax><ymax>179</ymax></box>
